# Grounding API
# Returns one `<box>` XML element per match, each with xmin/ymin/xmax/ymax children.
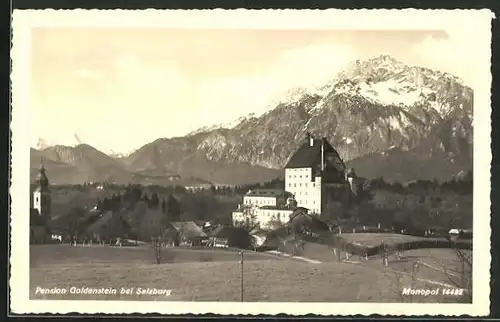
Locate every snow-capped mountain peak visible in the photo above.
<box><xmin>188</xmin><ymin>113</ymin><xmax>258</xmax><ymax>136</ymax></box>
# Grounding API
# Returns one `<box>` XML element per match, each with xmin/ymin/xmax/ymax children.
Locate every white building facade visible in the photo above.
<box><xmin>254</xmin><ymin>206</ymin><xmax>294</xmax><ymax>229</ymax></box>
<box><xmin>232</xmin><ymin>189</ymin><xmax>294</xmax><ymax>229</ymax></box>
<box><xmin>285</xmin><ymin>167</ymin><xmax>322</xmax><ymax>214</ymax></box>
<box><xmin>284</xmin><ymin>134</ymin><xmax>352</xmax><ymax>217</ymax></box>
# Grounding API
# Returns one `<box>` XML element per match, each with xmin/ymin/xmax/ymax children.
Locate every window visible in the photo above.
<box><xmin>305</xmin><ymin>183</ymin><xmax>308</xmax><ymax>188</ymax></box>
<box><xmin>294</xmin><ymin>183</ymin><xmax>296</xmax><ymax>187</ymax></box>
<box><xmin>313</xmin><ymin>183</ymin><xmax>316</xmax><ymax>187</ymax></box>
<box><xmin>288</xmin><ymin>183</ymin><xmax>291</xmax><ymax>187</ymax></box>
<box><xmin>299</xmin><ymin>183</ymin><xmax>302</xmax><ymax>187</ymax></box>
<box><xmin>299</xmin><ymin>175</ymin><xmax>302</xmax><ymax>179</ymax></box>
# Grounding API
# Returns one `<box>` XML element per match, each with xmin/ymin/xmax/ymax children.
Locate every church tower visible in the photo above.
<box><xmin>33</xmin><ymin>159</ymin><xmax>51</xmax><ymax>218</ymax></box>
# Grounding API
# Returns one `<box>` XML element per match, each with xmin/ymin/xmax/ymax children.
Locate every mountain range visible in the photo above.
<box><xmin>30</xmin><ymin>54</ymin><xmax>473</xmax><ymax>186</ymax></box>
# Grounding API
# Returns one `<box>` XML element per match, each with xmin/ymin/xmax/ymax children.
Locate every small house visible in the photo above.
<box><xmin>165</xmin><ymin>221</ymin><xmax>207</xmax><ymax>246</ymax></box>
<box><xmin>288</xmin><ymin>207</ymin><xmax>329</xmax><ymax>234</ymax></box>
<box><xmin>207</xmin><ymin>226</ymin><xmax>252</xmax><ymax>249</ymax></box>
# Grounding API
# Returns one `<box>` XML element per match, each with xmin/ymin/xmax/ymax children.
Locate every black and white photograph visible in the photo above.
<box><xmin>10</xmin><ymin>9</ymin><xmax>493</xmax><ymax>316</ymax></box>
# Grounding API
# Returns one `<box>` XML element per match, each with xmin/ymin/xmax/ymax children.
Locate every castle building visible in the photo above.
<box><xmin>284</xmin><ymin>133</ymin><xmax>354</xmax><ymax>216</ymax></box>
<box><xmin>33</xmin><ymin>159</ymin><xmax>51</xmax><ymax>218</ymax></box>
<box><xmin>232</xmin><ymin>134</ymin><xmax>358</xmax><ymax>228</ymax></box>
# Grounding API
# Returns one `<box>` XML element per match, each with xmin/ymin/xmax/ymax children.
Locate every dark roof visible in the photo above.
<box><xmin>245</xmin><ymin>189</ymin><xmax>287</xmax><ymax>197</ymax></box>
<box><xmin>35</xmin><ymin>161</ymin><xmax>50</xmax><ymax>188</ymax></box>
<box><xmin>170</xmin><ymin>221</ymin><xmax>207</xmax><ymax>237</ymax></box>
<box><xmin>285</xmin><ymin>137</ymin><xmax>344</xmax><ymax>169</ymax></box>
<box><xmin>289</xmin><ymin>209</ymin><xmax>329</xmax><ymax>231</ymax></box>
<box><xmin>209</xmin><ymin>226</ymin><xmax>244</xmax><ymax>238</ymax></box>
<box><xmin>289</xmin><ymin>207</ymin><xmax>310</xmax><ymax>220</ymax></box>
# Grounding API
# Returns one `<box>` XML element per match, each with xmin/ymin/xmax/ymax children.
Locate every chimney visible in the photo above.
<box><xmin>321</xmin><ymin>137</ymin><xmax>325</xmax><ymax>171</ymax></box>
<box><xmin>306</xmin><ymin>132</ymin><xmax>314</xmax><ymax>147</ymax></box>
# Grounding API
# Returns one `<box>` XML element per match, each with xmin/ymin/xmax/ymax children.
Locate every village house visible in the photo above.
<box><xmin>288</xmin><ymin>207</ymin><xmax>330</xmax><ymax>235</ymax></box>
<box><xmin>253</xmin><ymin>205</ymin><xmax>294</xmax><ymax>230</ymax></box>
<box><xmin>242</xmin><ymin>188</ymin><xmax>291</xmax><ymax>207</ymax></box>
<box><xmin>232</xmin><ymin>196</ymin><xmax>297</xmax><ymax>229</ymax></box>
<box><xmin>164</xmin><ymin>221</ymin><xmax>208</xmax><ymax>246</ymax></box>
<box><xmin>205</xmin><ymin>225</ymin><xmax>252</xmax><ymax>249</ymax></box>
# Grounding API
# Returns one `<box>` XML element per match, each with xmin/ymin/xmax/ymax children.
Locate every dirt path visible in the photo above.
<box><xmin>265</xmin><ymin>250</ymin><xmax>322</xmax><ymax>264</ymax></box>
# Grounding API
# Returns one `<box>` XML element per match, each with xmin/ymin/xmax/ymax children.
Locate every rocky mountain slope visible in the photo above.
<box><xmin>30</xmin><ymin>55</ymin><xmax>473</xmax><ymax>185</ymax></box>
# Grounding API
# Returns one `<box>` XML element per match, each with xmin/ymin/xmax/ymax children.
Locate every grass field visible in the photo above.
<box><xmin>338</xmin><ymin>233</ymin><xmax>441</xmax><ymax>247</ymax></box>
<box><xmin>30</xmin><ymin>244</ymin><xmax>468</xmax><ymax>303</ymax></box>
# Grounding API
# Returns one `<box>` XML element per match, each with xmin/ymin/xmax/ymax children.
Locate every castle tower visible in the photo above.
<box><xmin>33</xmin><ymin>158</ymin><xmax>51</xmax><ymax>218</ymax></box>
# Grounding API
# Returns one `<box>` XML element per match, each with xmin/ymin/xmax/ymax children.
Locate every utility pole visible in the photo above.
<box><xmin>239</xmin><ymin>251</ymin><xmax>244</xmax><ymax>302</ymax></box>
<box><xmin>156</xmin><ymin>226</ymin><xmax>162</xmax><ymax>265</ymax></box>
<box><xmin>155</xmin><ymin>236</ymin><xmax>161</xmax><ymax>264</ymax></box>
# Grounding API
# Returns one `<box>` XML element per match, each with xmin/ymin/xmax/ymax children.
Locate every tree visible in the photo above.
<box><xmin>130</xmin><ymin>201</ymin><xmax>148</xmax><ymax>228</ymax></box>
<box><xmin>164</xmin><ymin>194</ymin><xmax>181</xmax><ymax>221</ymax></box>
<box><xmin>267</xmin><ymin>219</ymin><xmax>285</xmax><ymax>231</ymax></box>
<box><xmin>67</xmin><ymin>206</ymin><xmax>85</xmax><ymax>243</ymax></box>
<box><xmin>149</xmin><ymin>192</ymin><xmax>160</xmax><ymax>209</ymax></box>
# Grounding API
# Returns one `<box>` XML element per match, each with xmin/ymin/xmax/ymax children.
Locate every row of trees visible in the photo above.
<box><xmin>368</xmin><ymin>170</ymin><xmax>473</xmax><ymax>195</ymax></box>
<box><xmin>96</xmin><ymin>185</ymin><xmax>180</xmax><ymax>214</ymax></box>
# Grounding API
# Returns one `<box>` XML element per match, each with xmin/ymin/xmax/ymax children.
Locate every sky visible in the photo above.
<box><xmin>30</xmin><ymin>27</ymin><xmax>480</xmax><ymax>154</ymax></box>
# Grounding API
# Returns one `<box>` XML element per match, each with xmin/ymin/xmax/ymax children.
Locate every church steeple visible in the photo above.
<box><xmin>33</xmin><ymin>157</ymin><xmax>51</xmax><ymax>218</ymax></box>
<box><xmin>36</xmin><ymin>157</ymin><xmax>49</xmax><ymax>191</ymax></box>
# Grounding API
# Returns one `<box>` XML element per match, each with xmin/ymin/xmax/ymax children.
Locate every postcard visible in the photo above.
<box><xmin>10</xmin><ymin>9</ymin><xmax>494</xmax><ymax>316</ymax></box>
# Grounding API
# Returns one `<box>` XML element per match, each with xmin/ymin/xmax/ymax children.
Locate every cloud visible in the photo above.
<box><xmin>112</xmin><ymin>54</ymin><xmax>188</xmax><ymax>96</ymax></box>
<box><xmin>197</xmin><ymin>76</ymin><xmax>276</xmax><ymax>124</ymax></box>
<box><xmin>269</xmin><ymin>44</ymin><xmax>356</xmax><ymax>90</ymax></box>
<box><xmin>411</xmin><ymin>27</ymin><xmax>480</xmax><ymax>87</ymax></box>
<box><xmin>194</xmin><ymin>44</ymin><xmax>357</xmax><ymax>127</ymax></box>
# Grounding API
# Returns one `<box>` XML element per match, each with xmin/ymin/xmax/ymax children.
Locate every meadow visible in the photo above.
<box><xmin>30</xmin><ymin>244</ymin><xmax>468</xmax><ymax>303</ymax></box>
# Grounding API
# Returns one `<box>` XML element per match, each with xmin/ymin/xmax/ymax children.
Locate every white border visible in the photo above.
<box><xmin>10</xmin><ymin>9</ymin><xmax>494</xmax><ymax>316</ymax></box>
